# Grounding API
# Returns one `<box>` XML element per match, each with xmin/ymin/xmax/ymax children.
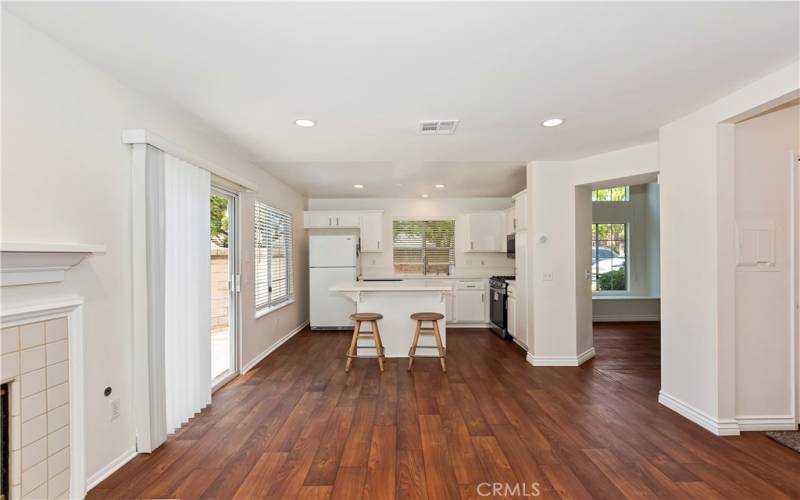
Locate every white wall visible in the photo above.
<box><xmin>658</xmin><ymin>60</ymin><xmax>799</xmax><ymax>432</ymax></box>
<box><xmin>307</xmin><ymin>198</ymin><xmax>516</xmax><ymax>277</ymax></box>
<box><xmin>0</xmin><ymin>12</ymin><xmax>308</xmax><ymax>483</ymax></box>
<box><xmin>526</xmin><ymin>143</ymin><xmax>659</xmax><ymax>363</ymax></box>
<box><xmin>733</xmin><ymin>103</ymin><xmax>798</xmax><ymax>421</ymax></box>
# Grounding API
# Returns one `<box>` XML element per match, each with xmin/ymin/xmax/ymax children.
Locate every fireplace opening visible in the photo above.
<box><xmin>1</xmin><ymin>382</ymin><xmax>8</xmax><ymax>500</ymax></box>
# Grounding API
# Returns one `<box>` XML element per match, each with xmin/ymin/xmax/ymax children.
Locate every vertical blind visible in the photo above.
<box><xmin>255</xmin><ymin>201</ymin><xmax>294</xmax><ymax>311</ymax></box>
<box><xmin>392</xmin><ymin>219</ymin><xmax>455</xmax><ymax>274</ymax></box>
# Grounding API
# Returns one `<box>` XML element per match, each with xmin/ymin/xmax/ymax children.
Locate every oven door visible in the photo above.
<box><xmin>489</xmin><ymin>285</ymin><xmax>508</xmax><ymax>338</ymax></box>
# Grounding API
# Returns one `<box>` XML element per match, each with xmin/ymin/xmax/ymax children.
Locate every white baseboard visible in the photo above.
<box><xmin>446</xmin><ymin>323</ymin><xmax>491</xmax><ymax>329</ymax></box>
<box><xmin>658</xmin><ymin>391</ymin><xmax>741</xmax><ymax>436</ymax></box>
<box><xmin>592</xmin><ymin>314</ymin><xmax>660</xmax><ymax>322</ymax></box>
<box><xmin>527</xmin><ymin>347</ymin><xmax>595</xmax><ymax>367</ymax></box>
<box><xmin>86</xmin><ymin>446</ymin><xmax>138</xmax><ymax>492</ymax></box>
<box><xmin>241</xmin><ymin>320</ymin><xmax>309</xmax><ymax>374</ymax></box>
<box><xmin>736</xmin><ymin>415</ymin><xmax>798</xmax><ymax>431</ymax></box>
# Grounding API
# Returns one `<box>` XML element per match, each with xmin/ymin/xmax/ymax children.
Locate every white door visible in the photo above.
<box><xmin>360</xmin><ymin>212</ymin><xmax>383</xmax><ymax>252</ymax></box>
<box><xmin>310</xmin><ymin>267</ymin><xmax>357</xmax><ymax>328</ymax></box>
<box><xmin>309</xmin><ymin>235</ymin><xmax>357</xmax><ymax>267</ymax></box>
<box><xmin>210</xmin><ymin>188</ymin><xmax>239</xmax><ymax>390</ymax></box>
<box><xmin>454</xmin><ymin>290</ymin><xmax>486</xmax><ymax>323</ymax></box>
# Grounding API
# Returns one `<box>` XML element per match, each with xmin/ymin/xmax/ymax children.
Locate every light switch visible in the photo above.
<box><xmin>737</xmin><ymin>220</ymin><xmax>776</xmax><ymax>270</ymax></box>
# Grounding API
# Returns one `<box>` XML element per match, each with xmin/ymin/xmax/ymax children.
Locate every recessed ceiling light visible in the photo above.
<box><xmin>421</xmin><ymin>194</ymin><xmax>430</xmax><ymax>198</ymax></box>
<box><xmin>295</xmin><ymin>119</ymin><xmax>317</xmax><ymax>128</ymax></box>
<box><xmin>353</xmin><ymin>184</ymin><xmax>364</xmax><ymax>189</ymax></box>
<box><xmin>434</xmin><ymin>184</ymin><xmax>445</xmax><ymax>189</ymax></box>
<box><xmin>541</xmin><ymin>118</ymin><xmax>564</xmax><ymax>127</ymax></box>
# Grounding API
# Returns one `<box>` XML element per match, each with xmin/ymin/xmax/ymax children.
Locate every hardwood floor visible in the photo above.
<box><xmin>89</xmin><ymin>323</ymin><xmax>800</xmax><ymax>499</ymax></box>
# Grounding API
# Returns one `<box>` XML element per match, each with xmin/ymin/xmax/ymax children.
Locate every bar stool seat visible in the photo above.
<box><xmin>408</xmin><ymin>312</ymin><xmax>446</xmax><ymax>372</ymax></box>
<box><xmin>410</xmin><ymin>312</ymin><xmax>444</xmax><ymax>321</ymax></box>
<box><xmin>345</xmin><ymin>312</ymin><xmax>385</xmax><ymax>372</ymax></box>
<box><xmin>351</xmin><ymin>313</ymin><xmax>384</xmax><ymax>321</ymax></box>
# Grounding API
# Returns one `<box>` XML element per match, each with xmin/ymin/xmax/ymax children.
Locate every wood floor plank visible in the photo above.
<box><xmin>363</xmin><ymin>425</ymin><xmax>397</xmax><ymax>500</ymax></box>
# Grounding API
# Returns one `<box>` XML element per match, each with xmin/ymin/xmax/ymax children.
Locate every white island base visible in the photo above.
<box><xmin>331</xmin><ymin>282</ymin><xmax>449</xmax><ymax>358</ymax></box>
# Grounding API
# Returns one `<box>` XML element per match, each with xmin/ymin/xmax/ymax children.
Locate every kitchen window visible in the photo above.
<box><xmin>592</xmin><ymin>186</ymin><xmax>629</xmax><ymax>201</ymax></box>
<box><xmin>592</xmin><ymin>223</ymin><xmax>627</xmax><ymax>292</ymax></box>
<box><xmin>255</xmin><ymin>201</ymin><xmax>294</xmax><ymax>314</ymax></box>
<box><xmin>393</xmin><ymin>219</ymin><xmax>455</xmax><ymax>274</ymax></box>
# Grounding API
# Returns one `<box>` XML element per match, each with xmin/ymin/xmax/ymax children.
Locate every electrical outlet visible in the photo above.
<box><xmin>543</xmin><ymin>272</ymin><xmax>554</xmax><ymax>281</ymax></box>
<box><xmin>110</xmin><ymin>398</ymin><xmax>121</xmax><ymax>421</ymax></box>
<box><xmin>371</xmin><ymin>259</ymin><xmax>376</xmax><ymax>265</ymax></box>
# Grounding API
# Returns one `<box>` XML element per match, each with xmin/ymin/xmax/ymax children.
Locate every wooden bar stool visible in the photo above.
<box><xmin>346</xmin><ymin>313</ymin><xmax>385</xmax><ymax>372</ymax></box>
<box><xmin>408</xmin><ymin>312</ymin><xmax>446</xmax><ymax>372</ymax></box>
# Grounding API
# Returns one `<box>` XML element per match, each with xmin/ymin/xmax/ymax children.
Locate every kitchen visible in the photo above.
<box><xmin>305</xmin><ymin>190</ymin><xmax>530</xmax><ymax>361</ymax></box>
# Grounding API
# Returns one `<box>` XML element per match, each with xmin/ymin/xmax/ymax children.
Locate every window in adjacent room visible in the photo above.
<box><xmin>255</xmin><ymin>201</ymin><xmax>294</xmax><ymax>314</ymax></box>
<box><xmin>592</xmin><ymin>186</ymin><xmax>629</xmax><ymax>201</ymax></box>
<box><xmin>393</xmin><ymin>219</ymin><xmax>455</xmax><ymax>274</ymax></box>
<box><xmin>592</xmin><ymin>223</ymin><xmax>627</xmax><ymax>292</ymax></box>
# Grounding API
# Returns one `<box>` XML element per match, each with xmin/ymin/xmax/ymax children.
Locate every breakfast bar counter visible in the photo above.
<box><xmin>330</xmin><ymin>281</ymin><xmax>449</xmax><ymax>358</ymax></box>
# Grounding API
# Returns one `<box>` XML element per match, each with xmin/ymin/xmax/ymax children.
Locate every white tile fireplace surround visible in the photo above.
<box><xmin>1</xmin><ymin>299</ymin><xmax>85</xmax><ymax>500</ymax></box>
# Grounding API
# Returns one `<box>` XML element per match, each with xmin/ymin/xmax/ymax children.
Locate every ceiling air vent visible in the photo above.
<box><xmin>418</xmin><ymin>119</ymin><xmax>460</xmax><ymax>135</ymax></box>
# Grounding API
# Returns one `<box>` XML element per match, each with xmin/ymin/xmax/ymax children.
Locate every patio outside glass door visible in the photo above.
<box><xmin>210</xmin><ymin>188</ymin><xmax>239</xmax><ymax>390</ymax></box>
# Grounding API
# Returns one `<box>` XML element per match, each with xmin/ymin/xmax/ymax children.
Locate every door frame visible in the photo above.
<box><xmin>792</xmin><ymin>152</ymin><xmax>799</xmax><ymax>423</ymax></box>
<box><xmin>211</xmin><ymin>186</ymin><xmax>241</xmax><ymax>392</ymax></box>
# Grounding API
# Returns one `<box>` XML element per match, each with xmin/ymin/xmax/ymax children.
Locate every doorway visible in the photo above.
<box><xmin>210</xmin><ymin>187</ymin><xmax>239</xmax><ymax>390</ymax></box>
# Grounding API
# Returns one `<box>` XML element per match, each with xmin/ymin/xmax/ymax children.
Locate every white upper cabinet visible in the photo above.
<box><xmin>359</xmin><ymin>212</ymin><xmax>384</xmax><ymax>252</ymax></box>
<box><xmin>505</xmin><ymin>206</ymin><xmax>515</xmax><ymax>236</ymax></box>
<box><xmin>463</xmin><ymin>212</ymin><xmax>506</xmax><ymax>252</ymax></box>
<box><xmin>303</xmin><ymin>211</ymin><xmax>362</xmax><ymax>228</ymax></box>
<box><xmin>512</xmin><ymin>190</ymin><xmax>528</xmax><ymax>231</ymax></box>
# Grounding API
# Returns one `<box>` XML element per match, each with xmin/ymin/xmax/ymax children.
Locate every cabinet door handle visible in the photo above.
<box><xmin>481</xmin><ymin>293</ymin><xmax>484</xmax><ymax>303</ymax></box>
<box><xmin>328</xmin><ymin>217</ymin><xmax>332</xmax><ymax>226</ymax></box>
<box><xmin>337</xmin><ymin>217</ymin><xmax>340</xmax><ymax>226</ymax></box>
<box><xmin>377</xmin><ymin>241</ymin><xmax>380</xmax><ymax>249</ymax></box>
<box><xmin>470</xmin><ymin>241</ymin><xmax>474</xmax><ymax>250</ymax></box>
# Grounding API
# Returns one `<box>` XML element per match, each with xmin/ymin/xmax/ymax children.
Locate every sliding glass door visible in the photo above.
<box><xmin>210</xmin><ymin>188</ymin><xmax>239</xmax><ymax>390</ymax></box>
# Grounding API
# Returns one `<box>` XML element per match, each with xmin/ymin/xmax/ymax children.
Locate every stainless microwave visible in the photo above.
<box><xmin>506</xmin><ymin>234</ymin><xmax>515</xmax><ymax>258</ymax></box>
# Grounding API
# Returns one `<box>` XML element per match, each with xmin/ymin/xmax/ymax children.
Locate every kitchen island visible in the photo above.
<box><xmin>330</xmin><ymin>281</ymin><xmax>450</xmax><ymax>358</ymax></box>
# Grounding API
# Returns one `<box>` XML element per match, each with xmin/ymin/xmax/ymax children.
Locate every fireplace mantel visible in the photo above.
<box><xmin>0</xmin><ymin>242</ymin><xmax>105</xmax><ymax>286</ymax></box>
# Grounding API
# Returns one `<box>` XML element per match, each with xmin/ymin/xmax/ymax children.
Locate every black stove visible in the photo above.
<box><xmin>488</xmin><ymin>275</ymin><xmax>515</xmax><ymax>339</ymax></box>
<box><xmin>489</xmin><ymin>275</ymin><xmax>516</xmax><ymax>289</ymax></box>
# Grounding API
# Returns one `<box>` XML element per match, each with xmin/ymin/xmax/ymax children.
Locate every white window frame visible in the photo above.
<box><xmin>592</xmin><ymin>186</ymin><xmax>630</xmax><ymax>202</ymax></box>
<box><xmin>392</xmin><ymin>217</ymin><xmax>456</xmax><ymax>274</ymax></box>
<box><xmin>255</xmin><ymin>201</ymin><xmax>294</xmax><ymax>318</ymax></box>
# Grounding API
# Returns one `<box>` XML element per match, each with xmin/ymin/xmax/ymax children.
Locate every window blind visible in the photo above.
<box><xmin>393</xmin><ymin>219</ymin><xmax>455</xmax><ymax>274</ymax></box>
<box><xmin>255</xmin><ymin>201</ymin><xmax>294</xmax><ymax>311</ymax></box>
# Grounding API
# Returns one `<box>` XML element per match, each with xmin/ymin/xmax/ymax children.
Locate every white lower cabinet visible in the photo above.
<box><xmin>453</xmin><ymin>290</ymin><xmax>486</xmax><ymax>323</ymax></box>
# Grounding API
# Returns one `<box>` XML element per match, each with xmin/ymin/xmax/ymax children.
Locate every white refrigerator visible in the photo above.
<box><xmin>309</xmin><ymin>235</ymin><xmax>358</xmax><ymax>329</ymax></box>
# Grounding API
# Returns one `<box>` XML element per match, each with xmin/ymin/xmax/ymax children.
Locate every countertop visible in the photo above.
<box><xmin>331</xmin><ymin>281</ymin><xmax>453</xmax><ymax>292</ymax></box>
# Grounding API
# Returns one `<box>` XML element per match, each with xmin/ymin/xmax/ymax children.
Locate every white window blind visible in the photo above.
<box><xmin>393</xmin><ymin>219</ymin><xmax>455</xmax><ymax>274</ymax></box>
<box><xmin>255</xmin><ymin>201</ymin><xmax>294</xmax><ymax>312</ymax></box>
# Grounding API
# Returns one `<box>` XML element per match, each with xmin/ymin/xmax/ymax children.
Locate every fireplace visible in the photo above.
<box><xmin>1</xmin><ymin>383</ymin><xmax>7</xmax><ymax>500</ymax></box>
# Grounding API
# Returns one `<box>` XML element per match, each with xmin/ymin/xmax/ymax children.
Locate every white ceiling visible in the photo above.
<box><xmin>5</xmin><ymin>2</ymin><xmax>798</xmax><ymax>197</ymax></box>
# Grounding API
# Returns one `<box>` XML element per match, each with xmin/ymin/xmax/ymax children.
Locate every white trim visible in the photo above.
<box><xmin>736</xmin><ymin>415</ymin><xmax>798</xmax><ymax>431</ymax></box>
<box><xmin>0</xmin><ymin>243</ymin><xmax>105</xmax><ymax>287</ymax></box>
<box><xmin>85</xmin><ymin>447</ymin><xmax>138</xmax><ymax>492</ymax></box>
<box><xmin>0</xmin><ymin>297</ymin><xmax>87</xmax><ymax>498</ymax></box>
<box><xmin>122</xmin><ymin>129</ymin><xmax>257</xmax><ymax>191</ymax></box>
<box><xmin>591</xmin><ymin>295</ymin><xmax>660</xmax><ymax>301</ymax></box>
<box><xmin>446</xmin><ymin>323</ymin><xmax>491</xmax><ymax>329</ymax></box>
<box><xmin>255</xmin><ymin>298</ymin><xmax>296</xmax><ymax>319</ymax></box>
<box><xmin>658</xmin><ymin>391</ymin><xmax>741</xmax><ymax>436</ymax></box>
<box><xmin>592</xmin><ymin>314</ymin><xmax>660</xmax><ymax>322</ymax></box>
<box><xmin>241</xmin><ymin>321</ymin><xmax>309</xmax><ymax>374</ymax></box>
<box><xmin>527</xmin><ymin>347</ymin><xmax>595</xmax><ymax>367</ymax></box>
<box><xmin>791</xmin><ymin>151</ymin><xmax>799</xmax><ymax>424</ymax></box>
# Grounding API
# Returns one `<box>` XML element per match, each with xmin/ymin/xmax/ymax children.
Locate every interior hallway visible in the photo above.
<box><xmin>88</xmin><ymin>325</ymin><xmax>800</xmax><ymax>499</ymax></box>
